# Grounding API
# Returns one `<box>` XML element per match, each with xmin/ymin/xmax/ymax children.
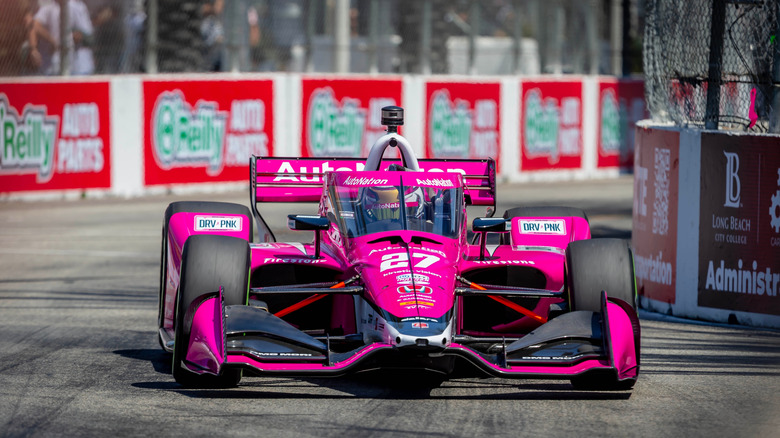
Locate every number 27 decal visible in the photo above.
<box><xmin>380</xmin><ymin>252</ymin><xmax>440</xmax><ymax>272</ymax></box>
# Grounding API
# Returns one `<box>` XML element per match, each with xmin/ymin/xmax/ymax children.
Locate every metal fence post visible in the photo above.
<box><xmin>587</xmin><ymin>0</ymin><xmax>599</xmax><ymax>75</ymax></box>
<box><xmin>513</xmin><ymin>0</ymin><xmax>522</xmax><ymax>74</ymax></box>
<box><xmin>145</xmin><ymin>0</ymin><xmax>158</xmax><ymax>74</ymax></box>
<box><xmin>420</xmin><ymin>0</ymin><xmax>432</xmax><ymax>75</ymax></box>
<box><xmin>334</xmin><ymin>0</ymin><xmax>350</xmax><ymax>73</ymax></box>
<box><xmin>770</xmin><ymin>2</ymin><xmax>780</xmax><ymax>133</ymax></box>
<box><xmin>610</xmin><ymin>0</ymin><xmax>622</xmax><ymax>76</ymax></box>
<box><xmin>468</xmin><ymin>0</ymin><xmax>479</xmax><ymax>75</ymax></box>
<box><xmin>369</xmin><ymin>0</ymin><xmax>379</xmax><ymax>74</ymax></box>
<box><xmin>705</xmin><ymin>0</ymin><xmax>727</xmax><ymax>130</ymax></box>
<box><xmin>59</xmin><ymin>0</ymin><xmax>70</xmax><ymax>75</ymax></box>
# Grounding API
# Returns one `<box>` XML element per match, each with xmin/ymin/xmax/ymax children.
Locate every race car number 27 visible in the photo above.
<box><xmin>380</xmin><ymin>252</ymin><xmax>439</xmax><ymax>272</ymax></box>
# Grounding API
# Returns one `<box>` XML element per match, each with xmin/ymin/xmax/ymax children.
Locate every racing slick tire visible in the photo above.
<box><xmin>565</xmin><ymin>238</ymin><xmax>637</xmax><ymax>391</ymax></box>
<box><xmin>501</xmin><ymin>206</ymin><xmax>589</xmax><ymax>244</ymax></box>
<box><xmin>172</xmin><ymin>234</ymin><xmax>250</xmax><ymax>388</ymax></box>
<box><xmin>564</xmin><ymin>238</ymin><xmax>636</xmax><ymax>313</ymax></box>
<box><xmin>158</xmin><ymin>201</ymin><xmax>253</xmax><ymax>349</ymax></box>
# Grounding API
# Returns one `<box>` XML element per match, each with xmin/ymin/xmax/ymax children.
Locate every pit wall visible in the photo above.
<box><xmin>0</xmin><ymin>74</ymin><xmax>645</xmax><ymax>198</ymax></box>
<box><xmin>633</xmin><ymin>123</ymin><xmax>780</xmax><ymax>329</ymax></box>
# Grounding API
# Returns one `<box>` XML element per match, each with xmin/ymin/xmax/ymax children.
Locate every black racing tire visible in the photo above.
<box><xmin>565</xmin><ymin>239</ymin><xmax>637</xmax><ymax>391</ymax></box>
<box><xmin>158</xmin><ymin>201</ymin><xmax>253</xmax><ymax>349</ymax></box>
<box><xmin>564</xmin><ymin>238</ymin><xmax>637</xmax><ymax>313</ymax></box>
<box><xmin>172</xmin><ymin>234</ymin><xmax>250</xmax><ymax>388</ymax></box>
<box><xmin>501</xmin><ymin>206</ymin><xmax>589</xmax><ymax>244</ymax></box>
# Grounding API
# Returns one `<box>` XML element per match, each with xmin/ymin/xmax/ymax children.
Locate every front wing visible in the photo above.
<box><xmin>179</xmin><ymin>289</ymin><xmax>639</xmax><ymax>383</ymax></box>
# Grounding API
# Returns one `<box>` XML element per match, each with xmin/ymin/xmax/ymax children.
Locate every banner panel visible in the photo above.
<box><xmin>632</xmin><ymin>127</ymin><xmax>679</xmax><ymax>304</ymax></box>
<box><xmin>698</xmin><ymin>134</ymin><xmax>780</xmax><ymax>315</ymax></box>
<box><xmin>1</xmin><ymin>82</ymin><xmax>110</xmax><ymax>192</ymax></box>
<box><xmin>143</xmin><ymin>79</ymin><xmax>274</xmax><ymax>186</ymax></box>
<box><xmin>520</xmin><ymin>80</ymin><xmax>583</xmax><ymax>171</ymax></box>
<box><xmin>597</xmin><ymin>79</ymin><xmax>647</xmax><ymax>169</ymax></box>
<box><xmin>424</xmin><ymin>81</ymin><xmax>501</xmax><ymax>170</ymax></box>
<box><xmin>300</xmin><ymin>77</ymin><xmax>403</xmax><ymax>158</ymax></box>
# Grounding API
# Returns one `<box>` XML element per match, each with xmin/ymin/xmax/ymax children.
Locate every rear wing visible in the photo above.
<box><xmin>250</xmin><ymin>156</ymin><xmax>496</xmax><ymax>242</ymax></box>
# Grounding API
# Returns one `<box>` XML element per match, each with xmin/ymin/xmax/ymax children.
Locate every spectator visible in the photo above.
<box><xmin>34</xmin><ymin>0</ymin><xmax>95</xmax><ymax>75</ymax></box>
<box><xmin>247</xmin><ymin>5</ymin><xmax>266</xmax><ymax>71</ymax></box>
<box><xmin>0</xmin><ymin>0</ymin><xmax>43</xmax><ymax>76</ymax></box>
<box><xmin>201</xmin><ymin>0</ymin><xmax>225</xmax><ymax>71</ymax></box>
<box><xmin>119</xmin><ymin>0</ymin><xmax>144</xmax><ymax>73</ymax></box>
<box><xmin>266</xmin><ymin>0</ymin><xmax>304</xmax><ymax>71</ymax></box>
<box><xmin>90</xmin><ymin>0</ymin><xmax>123</xmax><ymax>74</ymax></box>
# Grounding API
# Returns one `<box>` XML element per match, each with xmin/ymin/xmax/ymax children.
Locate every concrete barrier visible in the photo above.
<box><xmin>633</xmin><ymin>123</ymin><xmax>780</xmax><ymax>328</ymax></box>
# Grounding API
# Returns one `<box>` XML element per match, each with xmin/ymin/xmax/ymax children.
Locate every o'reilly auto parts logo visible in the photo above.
<box><xmin>524</xmin><ymin>88</ymin><xmax>581</xmax><ymax>164</ymax></box>
<box><xmin>429</xmin><ymin>89</ymin><xmax>471</xmax><ymax>158</ymax></box>
<box><xmin>600</xmin><ymin>89</ymin><xmax>625</xmax><ymax>154</ymax></box>
<box><xmin>524</xmin><ymin>89</ymin><xmax>559</xmax><ymax>161</ymax></box>
<box><xmin>308</xmin><ymin>88</ymin><xmax>365</xmax><ymax>157</ymax></box>
<box><xmin>152</xmin><ymin>90</ymin><xmax>227</xmax><ymax>173</ymax></box>
<box><xmin>429</xmin><ymin>89</ymin><xmax>498</xmax><ymax>159</ymax></box>
<box><xmin>724</xmin><ymin>151</ymin><xmax>741</xmax><ymax>208</ymax></box>
<box><xmin>0</xmin><ymin>94</ymin><xmax>58</xmax><ymax>182</ymax></box>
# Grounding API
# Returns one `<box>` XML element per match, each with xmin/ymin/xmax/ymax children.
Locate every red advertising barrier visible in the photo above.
<box><xmin>697</xmin><ymin>134</ymin><xmax>780</xmax><ymax>316</ymax></box>
<box><xmin>424</xmin><ymin>81</ymin><xmax>501</xmax><ymax>170</ymax></box>
<box><xmin>632</xmin><ymin>127</ymin><xmax>679</xmax><ymax>305</ymax></box>
<box><xmin>301</xmin><ymin>77</ymin><xmax>402</xmax><ymax>158</ymax></box>
<box><xmin>0</xmin><ymin>82</ymin><xmax>110</xmax><ymax>193</ymax></box>
<box><xmin>520</xmin><ymin>80</ymin><xmax>583</xmax><ymax>171</ymax></box>
<box><xmin>597</xmin><ymin>79</ymin><xmax>647</xmax><ymax>169</ymax></box>
<box><xmin>143</xmin><ymin>78</ymin><xmax>274</xmax><ymax>186</ymax></box>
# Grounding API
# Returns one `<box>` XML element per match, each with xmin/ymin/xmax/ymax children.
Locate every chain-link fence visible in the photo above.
<box><xmin>644</xmin><ymin>0</ymin><xmax>779</xmax><ymax>132</ymax></box>
<box><xmin>1</xmin><ymin>0</ymin><xmax>644</xmax><ymax>77</ymax></box>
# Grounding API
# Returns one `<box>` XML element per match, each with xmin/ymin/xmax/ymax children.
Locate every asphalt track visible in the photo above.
<box><xmin>1</xmin><ymin>175</ymin><xmax>779</xmax><ymax>437</ymax></box>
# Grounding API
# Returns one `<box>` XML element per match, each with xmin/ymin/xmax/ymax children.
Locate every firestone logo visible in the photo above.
<box><xmin>0</xmin><ymin>95</ymin><xmax>58</xmax><ymax>182</ymax></box>
<box><xmin>152</xmin><ymin>90</ymin><xmax>227</xmax><ymax>173</ymax></box>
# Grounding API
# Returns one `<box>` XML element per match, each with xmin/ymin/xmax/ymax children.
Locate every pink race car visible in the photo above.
<box><xmin>157</xmin><ymin>106</ymin><xmax>640</xmax><ymax>390</ymax></box>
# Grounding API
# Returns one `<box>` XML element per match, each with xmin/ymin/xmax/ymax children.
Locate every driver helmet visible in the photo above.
<box><xmin>365</xmin><ymin>186</ymin><xmax>400</xmax><ymax>221</ymax></box>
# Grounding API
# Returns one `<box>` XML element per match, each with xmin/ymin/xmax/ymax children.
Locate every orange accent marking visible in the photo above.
<box><xmin>272</xmin><ymin>280</ymin><xmax>346</xmax><ymax>318</ymax></box>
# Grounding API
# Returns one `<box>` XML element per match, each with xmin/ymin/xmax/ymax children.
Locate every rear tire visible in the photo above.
<box><xmin>172</xmin><ymin>234</ymin><xmax>250</xmax><ymax>388</ymax></box>
<box><xmin>565</xmin><ymin>238</ymin><xmax>636</xmax><ymax>313</ymax></box>
<box><xmin>158</xmin><ymin>201</ymin><xmax>252</xmax><ymax>349</ymax></box>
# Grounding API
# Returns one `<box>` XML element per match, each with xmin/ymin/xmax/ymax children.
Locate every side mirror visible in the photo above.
<box><xmin>288</xmin><ymin>215</ymin><xmax>329</xmax><ymax>231</ymax></box>
<box><xmin>472</xmin><ymin>217</ymin><xmax>507</xmax><ymax>233</ymax></box>
<box><xmin>472</xmin><ymin>217</ymin><xmax>508</xmax><ymax>261</ymax></box>
<box><xmin>288</xmin><ymin>215</ymin><xmax>329</xmax><ymax>258</ymax></box>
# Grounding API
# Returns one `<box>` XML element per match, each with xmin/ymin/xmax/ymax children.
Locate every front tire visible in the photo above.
<box><xmin>172</xmin><ymin>234</ymin><xmax>250</xmax><ymax>388</ymax></box>
<box><xmin>565</xmin><ymin>238</ymin><xmax>637</xmax><ymax>391</ymax></box>
<box><xmin>565</xmin><ymin>238</ymin><xmax>636</xmax><ymax>313</ymax></box>
<box><xmin>158</xmin><ymin>201</ymin><xmax>253</xmax><ymax>349</ymax></box>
